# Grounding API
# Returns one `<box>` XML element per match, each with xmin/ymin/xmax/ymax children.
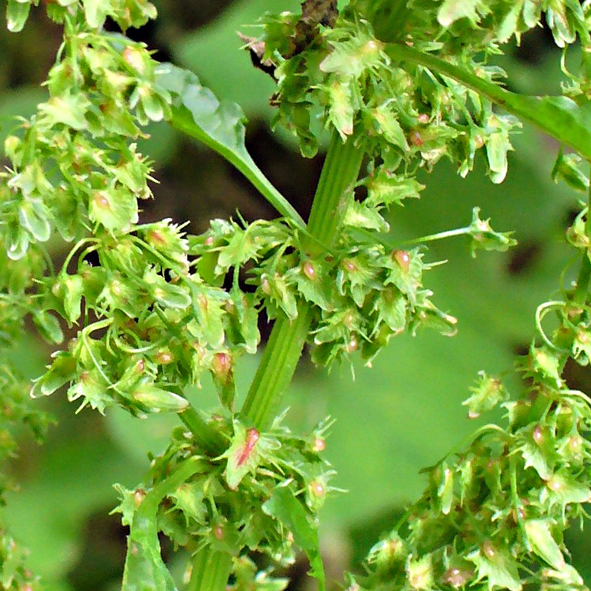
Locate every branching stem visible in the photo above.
<box><xmin>241</xmin><ymin>133</ymin><xmax>364</xmax><ymax>429</ymax></box>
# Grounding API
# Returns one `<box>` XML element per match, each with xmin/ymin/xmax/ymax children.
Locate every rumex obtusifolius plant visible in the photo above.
<box><xmin>1</xmin><ymin>1</ymin><xmax>591</xmax><ymax>591</ymax></box>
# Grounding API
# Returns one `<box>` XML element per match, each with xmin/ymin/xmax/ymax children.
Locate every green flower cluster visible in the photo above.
<box><xmin>368</xmin><ymin>0</ymin><xmax>590</xmax><ymax>52</ymax></box>
<box><xmin>115</xmin><ymin>416</ymin><xmax>334</xmax><ymax>589</ymax></box>
<box><xmin>254</xmin><ymin>4</ymin><xmax>519</xmax><ymax>183</ymax></box>
<box><xmin>350</xmin><ymin>204</ymin><xmax>591</xmax><ymax>591</ymax></box>
<box><xmin>29</xmin><ymin>218</ymin><xmax>258</xmax><ymax>415</ymax></box>
<box><xmin>6</xmin><ymin>0</ymin><xmax>156</xmax><ymax>33</ymax></box>
<box><xmin>191</xmin><ymin>217</ymin><xmax>456</xmax><ymax>368</ymax></box>
<box><xmin>4</xmin><ymin>0</ymin><xmax>590</xmax><ymax>590</ymax></box>
<box><xmin>2</xmin><ymin>27</ymin><xmax>169</xmax><ymax>259</ymax></box>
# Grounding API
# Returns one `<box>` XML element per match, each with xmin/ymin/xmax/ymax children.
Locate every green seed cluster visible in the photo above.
<box><xmin>115</xmin><ymin>416</ymin><xmax>334</xmax><ymax>584</ymax></box>
<box><xmin>257</xmin><ymin>5</ymin><xmax>517</xmax><ymax>184</ymax></box>
<box><xmin>350</xmin><ymin>205</ymin><xmax>591</xmax><ymax>591</ymax></box>
<box><xmin>192</xmin><ymin>217</ymin><xmax>458</xmax><ymax>368</ymax></box>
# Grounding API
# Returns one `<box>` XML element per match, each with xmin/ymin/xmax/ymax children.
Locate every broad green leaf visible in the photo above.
<box><xmin>155</xmin><ymin>63</ymin><xmax>305</xmax><ymax>227</ymax></box>
<box><xmin>386</xmin><ymin>44</ymin><xmax>591</xmax><ymax>160</ymax></box>
<box><xmin>171</xmin><ymin>0</ymin><xmax>299</xmax><ymax>115</ymax></box>
<box><xmin>262</xmin><ymin>485</ymin><xmax>325</xmax><ymax>591</ymax></box>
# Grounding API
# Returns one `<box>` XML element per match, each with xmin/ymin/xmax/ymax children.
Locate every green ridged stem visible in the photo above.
<box><xmin>187</xmin><ymin>546</ymin><xmax>233</xmax><ymax>591</ymax></box>
<box><xmin>179</xmin><ymin>406</ymin><xmax>225</xmax><ymax>456</ymax></box>
<box><xmin>186</xmin><ymin>133</ymin><xmax>362</xmax><ymax>591</ymax></box>
<box><xmin>241</xmin><ymin>133</ymin><xmax>364</xmax><ymax>429</ymax></box>
<box><xmin>240</xmin><ymin>306</ymin><xmax>313</xmax><ymax>428</ymax></box>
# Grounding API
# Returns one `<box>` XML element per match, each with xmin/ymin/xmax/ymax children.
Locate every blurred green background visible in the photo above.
<box><xmin>0</xmin><ymin>1</ymin><xmax>588</xmax><ymax>590</ymax></box>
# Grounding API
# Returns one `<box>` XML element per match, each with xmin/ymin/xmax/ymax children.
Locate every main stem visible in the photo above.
<box><xmin>187</xmin><ymin>133</ymin><xmax>364</xmax><ymax>591</ymax></box>
<box><xmin>241</xmin><ymin>133</ymin><xmax>364</xmax><ymax>429</ymax></box>
<box><xmin>187</xmin><ymin>546</ymin><xmax>233</xmax><ymax>591</ymax></box>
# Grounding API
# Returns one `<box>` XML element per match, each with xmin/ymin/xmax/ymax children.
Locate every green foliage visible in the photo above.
<box><xmin>3</xmin><ymin>0</ymin><xmax>591</xmax><ymax>590</ymax></box>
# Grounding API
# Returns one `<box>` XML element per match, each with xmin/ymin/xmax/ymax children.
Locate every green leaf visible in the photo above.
<box><xmin>129</xmin><ymin>381</ymin><xmax>189</xmax><ymax>413</ymax></box>
<box><xmin>6</xmin><ymin>0</ymin><xmax>30</xmax><ymax>32</ymax></box>
<box><xmin>81</xmin><ymin>0</ymin><xmax>109</xmax><ymax>29</ymax></box>
<box><xmin>463</xmin><ymin>371</ymin><xmax>508</xmax><ymax>419</ymax></box>
<box><xmin>467</xmin><ymin>542</ymin><xmax>522</xmax><ymax>591</ymax></box>
<box><xmin>262</xmin><ymin>486</ymin><xmax>325</xmax><ymax>591</ymax></box>
<box><xmin>89</xmin><ymin>188</ymin><xmax>138</xmax><ymax>233</ymax></box>
<box><xmin>155</xmin><ymin>63</ymin><xmax>305</xmax><ymax>227</ymax></box>
<box><xmin>32</xmin><ymin>311</ymin><xmax>63</xmax><ymax>345</ymax></box>
<box><xmin>386</xmin><ymin>43</ymin><xmax>591</xmax><ymax>160</ymax></box>
<box><xmin>524</xmin><ymin>519</ymin><xmax>565</xmax><ymax>570</ymax></box>
<box><xmin>122</xmin><ymin>529</ymin><xmax>178</xmax><ymax>591</ymax></box>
